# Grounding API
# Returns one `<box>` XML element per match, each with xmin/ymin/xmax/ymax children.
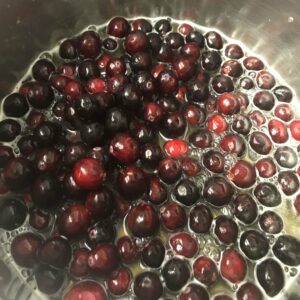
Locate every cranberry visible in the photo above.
<box><xmin>158</xmin><ymin>157</ymin><xmax>182</xmax><ymax>184</ymax></box>
<box><xmin>202</xmin><ymin>50</ymin><xmax>222</xmax><ymax>70</ymax></box>
<box><xmin>134</xmin><ymin>272</ymin><xmax>163</xmax><ymax>300</ymax></box>
<box><xmin>59</xmin><ymin>38</ymin><xmax>77</xmax><ymax>59</ymax></box>
<box><xmin>78</xmin><ymin>60</ymin><xmax>99</xmax><ymax>81</ymax></box>
<box><xmin>77</xmin><ymin>31</ymin><xmax>101</xmax><ymax>58</ymax></box>
<box><xmin>0</xmin><ymin>145</ymin><xmax>13</xmax><ymax>167</ymax></box>
<box><xmin>243</xmin><ymin>56</ymin><xmax>264</xmax><ymax>70</ymax></box>
<box><xmin>164</xmin><ymin>139</ymin><xmax>188</xmax><ymax>159</ymax></box>
<box><xmin>162</xmin><ymin>258</ymin><xmax>190</xmax><ymax>291</ymax></box>
<box><xmin>69</xmin><ymin>248</ymin><xmax>90</xmax><ymax>278</ymax></box>
<box><xmin>141</xmin><ymin>143</ymin><xmax>162</xmax><ymax>169</ymax></box>
<box><xmin>64</xmin><ymin>80</ymin><xmax>83</xmax><ymax>100</ymax></box>
<box><xmin>154</xmin><ymin>19</ymin><xmax>172</xmax><ymax>35</ymax></box>
<box><xmin>151</xmin><ymin>63</ymin><xmax>166</xmax><ymax>78</ymax></box>
<box><xmin>34</xmin><ymin>121</ymin><xmax>60</xmax><ymax>147</ymax></box>
<box><xmin>181</xmin><ymin>42</ymin><xmax>200</xmax><ymax>59</ymax></box>
<box><xmin>106</xmin><ymin>57</ymin><xmax>126</xmax><ymax>77</ymax></box>
<box><xmin>103</xmin><ymin>37</ymin><xmax>117</xmax><ymax>50</ymax></box>
<box><xmin>0</xmin><ymin>119</ymin><xmax>20</xmax><ymax>142</ymax></box>
<box><xmin>233</xmin><ymin>193</ymin><xmax>258</xmax><ymax>224</ymax></box>
<box><xmin>180</xmin><ymin>283</ymin><xmax>209</xmax><ymax>300</ymax></box>
<box><xmin>249</xmin><ymin>110</ymin><xmax>266</xmax><ymax>127</ymax></box>
<box><xmin>58</xmin><ymin>62</ymin><xmax>76</xmax><ymax>78</ymax></box>
<box><xmin>203</xmin><ymin>176</ymin><xmax>234</xmax><ymax>206</ymax></box>
<box><xmin>220</xmin><ymin>248</ymin><xmax>247</xmax><ymax>283</ymax></box>
<box><xmin>87</xmin><ymin>220</ymin><xmax>116</xmax><ymax>246</ymax></box>
<box><xmin>165</xmin><ymin>32</ymin><xmax>183</xmax><ymax>49</ymax></box>
<box><xmin>124</xmin><ymin>30</ymin><xmax>149</xmax><ymax>55</ymax></box>
<box><xmin>221</xmin><ymin>60</ymin><xmax>243</xmax><ymax>77</ymax></box>
<box><xmin>254</xmin><ymin>182</ymin><xmax>281</xmax><ymax>207</ymax></box>
<box><xmin>255</xmin><ymin>157</ymin><xmax>276</xmax><ymax>178</ymax></box>
<box><xmin>256</xmin><ymin>259</ymin><xmax>284</xmax><ymax>297</ymax></box>
<box><xmin>143</xmin><ymin>102</ymin><xmax>164</xmax><ymax>126</ymax></box>
<box><xmin>275</xmin><ymin>104</ymin><xmax>293</xmax><ymax>122</ymax></box>
<box><xmin>129</xmin><ymin>120</ymin><xmax>154</xmax><ymax>144</ymax></box>
<box><xmin>29</xmin><ymin>208</ymin><xmax>50</xmax><ymax>230</ymax></box>
<box><xmin>35</xmin><ymin>148</ymin><xmax>61</xmax><ymax>172</ymax></box>
<box><xmin>178</xmin><ymin>23</ymin><xmax>193</xmax><ymax>36</ymax></box>
<box><xmin>220</xmin><ymin>134</ymin><xmax>245</xmax><ymax>157</ymax></box>
<box><xmin>217</xmin><ymin>93</ymin><xmax>240</xmax><ymax>115</ymax></box>
<box><xmin>232</xmin><ymin>114</ymin><xmax>252</xmax><ymax>135</ymax></box>
<box><xmin>236</xmin><ymin>282</ymin><xmax>263</xmax><ymax>300</ymax></box>
<box><xmin>290</xmin><ymin>119</ymin><xmax>300</xmax><ymax>140</ymax></box>
<box><xmin>134</xmin><ymin>71</ymin><xmax>156</xmax><ymax>95</ymax></box>
<box><xmin>132</xmin><ymin>18</ymin><xmax>152</xmax><ymax>33</ymax></box>
<box><xmin>189</xmin><ymin>129</ymin><xmax>212</xmax><ymax>148</ymax></box>
<box><xmin>130</xmin><ymin>51</ymin><xmax>152</xmax><ymax>72</ymax></box>
<box><xmin>186</xmin><ymin>79</ymin><xmax>209</xmax><ymax>103</ymax></box>
<box><xmin>256</xmin><ymin>70</ymin><xmax>275</xmax><ymax>89</ymax></box>
<box><xmin>203</xmin><ymin>150</ymin><xmax>225</xmax><ymax>173</ymax></box>
<box><xmin>117</xmin><ymin>236</ymin><xmax>137</xmax><ymax>264</ymax></box>
<box><xmin>3</xmin><ymin>157</ymin><xmax>34</xmax><ymax>190</ymax></box>
<box><xmin>274</xmin><ymin>146</ymin><xmax>298</xmax><ymax>168</ymax></box>
<box><xmin>121</xmin><ymin>83</ymin><xmax>142</xmax><ymax>108</ymax></box>
<box><xmin>182</xmin><ymin>157</ymin><xmax>201</xmax><ymax>177</ymax></box>
<box><xmin>215</xmin><ymin>216</ymin><xmax>238</xmax><ymax>245</ymax></box>
<box><xmin>141</xmin><ymin>238</ymin><xmax>165</xmax><ymax>268</ymax></box>
<box><xmin>107</xmin><ymin>17</ymin><xmax>130</xmax><ymax>38</ymax></box>
<box><xmin>228</xmin><ymin>160</ymin><xmax>256</xmax><ymax>188</ymax></box>
<box><xmin>170</xmin><ymin>232</ymin><xmax>198</xmax><ymax>258</ymax></box>
<box><xmin>149</xmin><ymin>176</ymin><xmax>167</xmax><ymax>204</ymax></box>
<box><xmin>73</xmin><ymin>158</ymin><xmax>106</xmax><ymax>190</ymax></box>
<box><xmin>27</xmin><ymin>81</ymin><xmax>54</xmax><ymax>108</ymax></box>
<box><xmin>183</xmin><ymin>104</ymin><xmax>206</xmax><ymax>126</ymax></box>
<box><xmin>212</xmin><ymin>75</ymin><xmax>234</xmax><ymax>94</ymax></box>
<box><xmin>35</xmin><ymin>264</ymin><xmax>65</xmax><ymax>294</ymax></box>
<box><xmin>259</xmin><ymin>210</ymin><xmax>283</xmax><ymax>234</ymax></box>
<box><xmin>207</xmin><ymin>114</ymin><xmax>228</xmax><ymax>134</ymax></box>
<box><xmin>249</xmin><ymin>131</ymin><xmax>272</xmax><ymax>155</ymax></box>
<box><xmin>173</xmin><ymin>179</ymin><xmax>200</xmax><ymax>206</ymax></box>
<box><xmin>156</xmin><ymin>43</ymin><xmax>174</xmax><ymax>63</ymax></box>
<box><xmin>274</xmin><ymin>85</ymin><xmax>293</xmax><ymax>102</ymax></box>
<box><xmin>173</xmin><ymin>55</ymin><xmax>197</xmax><ymax>81</ymax></box>
<box><xmin>160</xmin><ymin>202</ymin><xmax>187</xmax><ymax>231</ymax></box>
<box><xmin>107</xmin><ymin>267</ymin><xmax>131</xmax><ymax>296</ymax></box>
<box><xmin>189</xmin><ymin>204</ymin><xmax>213</xmax><ymax>233</ymax></box>
<box><xmin>64</xmin><ymin>281</ymin><xmax>107</xmax><ymax>300</ymax></box>
<box><xmin>86</xmin><ymin>78</ymin><xmax>107</xmax><ymax>93</ymax></box>
<box><xmin>278</xmin><ymin>171</ymin><xmax>299</xmax><ymax>195</ymax></box>
<box><xmin>105</xmin><ymin>107</ymin><xmax>128</xmax><ymax>133</ymax></box>
<box><xmin>240</xmin><ymin>77</ymin><xmax>254</xmax><ymax>89</ymax></box>
<box><xmin>193</xmin><ymin>256</ymin><xmax>218</xmax><ymax>286</ymax></box>
<box><xmin>11</xmin><ymin>232</ymin><xmax>43</xmax><ymax>268</ymax></box>
<box><xmin>240</xmin><ymin>230</ymin><xmax>269</xmax><ymax>260</ymax></box>
<box><xmin>253</xmin><ymin>91</ymin><xmax>275</xmax><ymax>110</ymax></box>
<box><xmin>158</xmin><ymin>70</ymin><xmax>178</xmax><ymax>94</ymax></box>
<box><xmin>176</xmin><ymin>85</ymin><xmax>187</xmax><ymax>102</ymax></box>
<box><xmin>186</xmin><ymin>30</ymin><xmax>204</xmax><ymax>47</ymax></box>
<box><xmin>225</xmin><ymin>44</ymin><xmax>244</xmax><ymax>59</ymax></box>
<box><xmin>3</xmin><ymin>93</ymin><xmax>29</xmax><ymax>117</ymax></box>
<box><xmin>268</xmin><ymin>119</ymin><xmax>288</xmax><ymax>143</ymax></box>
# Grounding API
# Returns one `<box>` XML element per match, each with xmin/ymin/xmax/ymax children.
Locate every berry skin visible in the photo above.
<box><xmin>164</xmin><ymin>139</ymin><xmax>188</xmax><ymax>159</ymax></box>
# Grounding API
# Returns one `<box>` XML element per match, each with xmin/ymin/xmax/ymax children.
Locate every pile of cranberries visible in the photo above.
<box><xmin>1</xmin><ymin>16</ymin><xmax>300</xmax><ymax>299</ymax></box>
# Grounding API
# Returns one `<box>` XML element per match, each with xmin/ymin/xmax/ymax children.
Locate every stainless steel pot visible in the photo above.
<box><xmin>0</xmin><ymin>0</ymin><xmax>300</xmax><ymax>299</ymax></box>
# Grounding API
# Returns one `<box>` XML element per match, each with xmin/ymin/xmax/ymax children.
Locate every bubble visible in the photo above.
<box><xmin>290</xmin><ymin>268</ymin><xmax>298</xmax><ymax>277</ymax></box>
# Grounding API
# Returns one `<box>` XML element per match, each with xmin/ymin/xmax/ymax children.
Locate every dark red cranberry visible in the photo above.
<box><xmin>117</xmin><ymin>236</ymin><xmax>137</xmax><ymax>264</ymax></box>
<box><xmin>29</xmin><ymin>205</ymin><xmax>50</xmax><ymax>231</ymax></box>
<box><xmin>207</xmin><ymin>114</ymin><xmax>228</xmax><ymax>134</ymax></box>
<box><xmin>240</xmin><ymin>77</ymin><xmax>254</xmax><ymax>89</ymax></box>
<box><xmin>256</xmin><ymin>259</ymin><xmax>284</xmax><ymax>297</ymax></box>
<box><xmin>173</xmin><ymin>55</ymin><xmax>197</xmax><ymax>81</ymax></box>
<box><xmin>127</xmin><ymin>203</ymin><xmax>159</xmax><ymax>237</ymax></box>
<box><xmin>63</xmin><ymin>143</ymin><xmax>86</xmax><ymax>166</ymax></box>
<box><xmin>228</xmin><ymin>160</ymin><xmax>256</xmax><ymax>188</ymax></box>
<box><xmin>217</xmin><ymin>93</ymin><xmax>240</xmax><ymax>115</ymax></box>
<box><xmin>215</xmin><ymin>216</ymin><xmax>238</xmax><ymax>245</ymax></box>
<box><xmin>176</xmin><ymin>85</ymin><xmax>187</xmax><ymax>102</ymax></box>
<box><xmin>182</xmin><ymin>157</ymin><xmax>201</xmax><ymax>177</ymax></box>
<box><xmin>106</xmin><ymin>57</ymin><xmax>126</xmax><ymax>77</ymax></box>
<box><xmin>256</xmin><ymin>157</ymin><xmax>276</xmax><ymax>178</ymax></box>
<box><xmin>249</xmin><ymin>131</ymin><xmax>272</xmax><ymax>155</ymax></box>
<box><xmin>232</xmin><ymin>114</ymin><xmax>252</xmax><ymax>135</ymax></box>
<box><xmin>253</xmin><ymin>91</ymin><xmax>275</xmax><ymax>110</ymax></box>
<box><xmin>121</xmin><ymin>83</ymin><xmax>142</xmax><ymax>108</ymax></box>
<box><xmin>170</xmin><ymin>232</ymin><xmax>198</xmax><ymax>258</ymax></box>
<box><xmin>134</xmin><ymin>71</ymin><xmax>156</xmax><ymax>94</ymax></box>
<box><xmin>52</xmin><ymin>99</ymin><xmax>67</xmax><ymax>117</ymax></box>
<box><xmin>212</xmin><ymin>75</ymin><xmax>234</xmax><ymax>94</ymax></box>
<box><xmin>26</xmin><ymin>81</ymin><xmax>54</xmax><ymax>108</ymax></box>
<box><xmin>268</xmin><ymin>119</ymin><xmax>288</xmax><ymax>143</ymax></box>
<box><xmin>275</xmin><ymin>104</ymin><xmax>293</xmax><ymax>122</ymax></box>
<box><xmin>3</xmin><ymin>157</ymin><xmax>34</xmax><ymax>190</ymax></box>
<box><xmin>186</xmin><ymin>30</ymin><xmax>205</xmax><ymax>47</ymax></box>
<box><xmin>225</xmin><ymin>44</ymin><xmax>244</xmax><ymax>59</ymax></box>
<box><xmin>165</xmin><ymin>32</ymin><xmax>184</xmax><ymax>49</ymax></box>
<box><xmin>162</xmin><ymin>258</ymin><xmax>190</xmax><ymax>291</ymax></box>
<box><xmin>254</xmin><ymin>182</ymin><xmax>281</xmax><ymax>207</ymax></box>
<box><xmin>294</xmin><ymin>195</ymin><xmax>300</xmax><ymax>215</ymax></box>
<box><xmin>0</xmin><ymin>119</ymin><xmax>20</xmax><ymax>142</ymax></box>
<box><xmin>180</xmin><ymin>283</ymin><xmax>209</xmax><ymax>300</ymax></box>
<box><xmin>186</xmin><ymin>79</ymin><xmax>209</xmax><ymax>102</ymax></box>
<box><xmin>35</xmin><ymin>264</ymin><xmax>65</xmax><ymax>295</ymax></box>
<box><xmin>129</xmin><ymin>120</ymin><xmax>154</xmax><ymax>144</ymax></box>
<box><xmin>11</xmin><ymin>232</ymin><xmax>43</xmax><ymax>268</ymax></box>
<box><xmin>107</xmin><ymin>267</ymin><xmax>131</xmax><ymax>296</ymax></box>
<box><xmin>220</xmin><ymin>134</ymin><xmax>245</xmax><ymax>157</ymax></box>
<box><xmin>93</xmin><ymin>92</ymin><xmax>115</xmax><ymax>115</ymax></box>
<box><xmin>132</xmin><ymin>18</ymin><xmax>152</xmax><ymax>33</ymax></box>
<box><xmin>240</xmin><ymin>230</ymin><xmax>269</xmax><ymax>260</ymax></box>
<box><xmin>51</xmin><ymin>75</ymin><xmax>69</xmax><ymax>94</ymax></box>
<box><xmin>237</xmin><ymin>283</ymin><xmax>263</xmax><ymax>300</ymax></box>
<box><xmin>148</xmin><ymin>33</ymin><xmax>162</xmax><ymax>55</ymax></box>
<box><xmin>259</xmin><ymin>210</ymin><xmax>283</xmax><ymax>234</ymax></box>
<box><xmin>158</xmin><ymin>70</ymin><xmax>178</xmax><ymax>94</ymax></box>
<box><xmin>157</xmin><ymin>44</ymin><xmax>173</xmax><ymax>63</ymax></box>
<box><xmin>124</xmin><ymin>30</ymin><xmax>149</xmax><ymax>55</ymax></box>
<box><xmin>154</xmin><ymin>19</ymin><xmax>172</xmax><ymax>34</ymax></box>
<box><xmin>158</xmin><ymin>157</ymin><xmax>182</xmax><ymax>184</ymax></box>
<box><xmin>160</xmin><ymin>202</ymin><xmax>187</xmax><ymax>231</ymax></box>
<box><xmin>183</xmin><ymin>104</ymin><xmax>206</xmax><ymax>126</ymax></box>
<box><xmin>222</xmin><ymin>60</ymin><xmax>243</xmax><ymax>78</ymax></box>
<box><xmin>64</xmin><ymin>281</ymin><xmax>107</xmax><ymax>300</ymax></box>
<box><xmin>249</xmin><ymin>110</ymin><xmax>266</xmax><ymax>127</ymax></box>
<box><xmin>118</xmin><ymin>166</ymin><xmax>148</xmax><ymax>199</ymax></box>
<box><xmin>88</xmin><ymin>243</ymin><xmax>119</xmax><ymax>274</ymax></box>
<box><xmin>205</xmin><ymin>31</ymin><xmax>223</xmax><ymax>49</ymax></box>
<box><xmin>39</xmin><ymin>236</ymin><xmax>72</xmax><ymax>269</ymax></box>
<box><xmin>233</xmin><ymin>193</ymin><xmax>257</xmax><ymax>224</ymax></box>
<box><xmin>274</xmin><ymin>146</ymin><xmax>298</xmax><ymax>168</ymax></box>
<box><xmin>189</xmin><ymin>129</ymin><xmax>212</xmax><ymax>148</ymax></box>
<box><xmin>221</xmin><ymin>248</ymin><xmax>247</xmax><ymax>283</ymax></box>
<box><xmin>69</xmin><ymin>248</ymin><xmax>90</xmax><ymax>278</ymax></box>
<box><xmin>34</xmin><ymin>121</ymin><xmax>60</xmax><ymax>147</ymax></box>
<box><xmin>63</xmin><ymin>173</ymin><xmax>83</xmax><ymax>197</ymax></box>
<box><xmin>274</xmin><ymin>85</ymin><xmax>293</xmax><ymax>102</ymax></box>
<box><xmin>0</xmin><ymin>145</ymin><xmax>13</xmax><ymax>167</ymax></box>
<box><xmin>103</xmin><ymin>37</ymin><xmax>118</xmax><ymax>51</ymax></box>
<box><xmin>130</xmin><ymin>51</ymin><xmax>152</xmax><ymax>72</ymax></box>
<box><xmin>35</xmin><ymin>148</ymin><xmax>61</xmax><ymax>172</ymax></box>
<box><xmin>86</xmin><ymin>78</ymin><xmax>107</xmax><ymax>94</ymax></box>
<box><xmin>256</xmin><ymin>70</ymin><xmax>275</xmax><ymax>89</ymax></box>
<box><xmin>77</xmin><ymin>30</ymin><xmax>101</xmax><ymax>59</ymax></box>
<box><xmin>278</xmin><ymin>171</ymin><xmax>299</xmax><ymax>195</ymax></box>
<box><xmin>87</xmin><ymin>220</ymin><xmax>116</xmax><ymax>246</ymax></box>
<box><xmin>173</xmin><ymin>179</ymin><xmax>200</xmax><ymax>206</ymax></box>
<box><xmin>181</xmin><ymin>42</ymin><xmax>200</xmax><ymax>59</ymax></box>
<box><xmin>59</xmin><ymin>38</ymin><xmax>77</xmax><ymax>59</ymax></box>
<box><xmin>96</xmin><ymin>54</ymin><xmax>112</xmax><ymax>73</ymax></box>
<box><xmin>178</xmin><ymin>23</ymin><xmax>193</xmax><ymax>35</ymax></box>
<box><xmin>141</xmin><ymin>238</ymin><xmax>165</xmax><ymax>268</ymax></box>
<box><xmin>149</xmin><ymin>176</ymin><xmax>167</xmax><ymax>204</ymax></box>
<box><xmin>134</xmin><ymin>272</ymin><xmax>163</xmax><ymax>300</ymax></box>
<box><xmin>243</xmin><ymin>56</ymin><xmax>264</xmax><ymax>70</ymax></box>
<box><xmin>143</xmin><ymin>102</ymin><xmax>164</xmax><ymax>126</ymax></box>
<box><xmin>141</xmin><ymin>143</ymin><xmax>163</xmax><ymax>168</ymax></box>
<box><xmin>203</xmin><ymin>150</ymin><xmax>225</xmax><ymax>173</ymax></box>
<box><xmin>32</xmin><ymin>59</ymin><xmax>55</xmax><ymax>82</ymax></box>
<box><xmin>3</xmin><ymin>93</ymin><xmax>29</xmax><ymax>117</ymax></box>
<box><xmin>202</xmin><ymin>50</ymin><xmax>222</xmax><ymax>70</ymax></box>
<box><xmin>73</xmin><ymin>158</ymin><xmax>106</xmax><ymax>190</ymax></box>
<box><xmin>107</xmin><ymin>16</ymin><xmax>130</xmax><ymax>38</ymax></box>
<box><xmin>64</xmin><ymin>80</ymin><xmax>83</xmax><ymax>100</ymax></box>
<box><xmin>189</xmin><ymin>204</ymin><xmax>213</xmax><ymax>233</ymax></box>
<box><xmin>105</xmin><ymin>107</ymin><xmax>128</xmax><ymax>133</ymax></box>
<box><xmin>78</xmin><ymin>59</ymin><xmax>99</xmax><ymax>81</ymax></box>
<box><xmin>58</xmin><ymin>62</ymin><xmax>76</xmax><ymax>78</ymax></box>
<box><xmin>193</xmin><ymin>256</ymin><xmax>218</xmax><ymax>286</ymax></box>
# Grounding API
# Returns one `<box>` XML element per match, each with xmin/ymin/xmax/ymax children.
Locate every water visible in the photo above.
<box><xmin>1</xmin><ymin>16</ymin><xmax>300</xmax><ymax>300</ymax></box>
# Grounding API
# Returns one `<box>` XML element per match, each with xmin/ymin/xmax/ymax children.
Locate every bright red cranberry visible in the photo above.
<box><xmin>217</xmin><ymin>93</ymin><xmax>240</xmax><ymax>115</ymax></box>
<box><xmin>3</xmin><ymin>93</ymin><xmax>29</xmax><ymax>117</ymax></box>
<box><xmin>183</xmin><ymin>104</ymin><xmax>206</xmax><ymax>126</ymax></box>
<box><xmin>107</xmin><ymin>267</ymin><xmax>131</xmax><ymax>296</ymax></box>
<box><xmin>249</xmin><ymin>131</ymin><xmax>272</xmax><ymax>155</ymax></box>
<box><xmin>64</xmin><ymin>281</ymin><xmax>107</xmax><ymax>300</ymax></box>
<box><xmin>203</xmin><ymin>150</ymin><xmax>225</xmax><ymax>173</ymax></box>
<box><xmin>189</xmin><ymin>129</ymin><xmax>212</xmax><ymax>148</ymax></box>
<box><xmin>29</xmin><ymin>208</ymin><xmax>50</xmax><ymax>231</ymax></box>
<box><xmin>77</xmin><ymin>31</ymin><xmax>101</xmax><ymax>59</ymax></box>
<box><xmin>228</xmin><ymin>160</ymin><xmax>256</xmax><ymax>188</ymax></box>
<box><xmin>64</xmin><ymin>80</ymin><xmax>83</xmax><ymax>101</ymax></box>
<box><xmin>85</xmin><ymin>78</ymin><xmax>107</xmax><ymax>94</ymax></box>
<box><xmin>256</xmin><ymin>70</ymin><xmax>275</xmax><ymax>89</ymax></box>
<box><xmin>170</xmin><ymin>232</ymin><xmax>198</xmax><ymax>258</ymax></box>
<box><xmin>193</xmin><ymin>256</ymin><xmax>218</xmax><ymax>286</ymax></box>
<box><xmin>164</xmin><ymin>139</ymin><xmax>188</xmax><ymax>159</ymax></box>
<box><xmin>173</xmin><ymin>55</ymin><xmax>196</xmax><ymax>81</ymax></box>
<box><xmin>58</xmin><ymin>204</ymin><xmax>90</xmax><ymax>238</ymax></box>
<box><xmin>143</xmin><ymin>102</ymin><xmax>164</xmax><ymax>125</ymax></box>
<box><xmin>107</xmin><ymin>16</ymin><xmax>130</xmax><ymax>38</ymax></box>
<box><xmin>134</xmin><ymin>272</ymin><xmax>163</xmax><ymax>300</ymax></box>
<box><xmin>243</xmin><ymin>56</ymin><xmax>264</xmax><ymax>70</ymax></box>
<box><xmin>186</xmin><ymin>79</ymin><xmax>209</xmax><ymax>102</ymax></box>
<box><xmin>59</xmin><ymin>38</ymin><xmax>77</xmax><ymax>59</ymax></box>
<box><xmin>225</xmin><ymin>43</ymin><xmax>244</xmax><ymax>59</ymax></box>
<box><xmin>220</xmin><ymin>134</ymin><xmax>245</xmax><ymax>157</ymax></box>
<box><xmin>189</xmin><ymin>204</ymin><xmax>213</xmax><ymax>233</ymax></box>
<box><xmin>177</xmin><ymin>23</ymin><xmax>193</xmax><ymax>35</ymax></box>
<box><xmin>181</xmin><ymin>157</ymin><xmax>201</xmax><ymax>177</ymax></box>
<box><xmin>180</xmin><ymin>283</ymin><xmax>209</xmax><ymax>300</ymax></box>
<box><xmin>96</xmin><ymin>54</ymin><xmax>112</xmax><ymax>72</ymax></box>
<box><xmin>237</xmin><ymin>282</ymin><xmax>263</xmax><ymax>300</ymax></box>
<box><xmin>151</xmin><ymin>63</ymin><xmax>166</xmax><ymax>79</ymax></box>
<box><xmin>73</xmin><ymin>158</ymin><xmax>106</xmax><ymax>190</ymax></box>
<box><xmin>117</xmin><ymin>236</ymin><xmax>137</xmax><ymax>264</ymax></box>
<box><xmin>268</xmin><ymin>119</ymin><xmax>288</xmax><ymax>143</ymax></box>
<box><xmin>124</xmin><ymin>30</ymin><xmax>149</xmax><ymax>55</ymax></box>
<box><xmin>141</xmin><ymin>238</ymin><xmax>165</xmax><ymax>268</ymax></box>
<box><xmin>149</xmin><ymin>176</ymin><xmax>167</xmax><ymax>204</ymax></box>
<box><xmin>158</xmin><ymin>157</ymin><xmax>182</xmax><ymax>184</ymax></box>
<box><xmin>221</xmin><ymin>248</ymin><xmax>247</xmax><ymax>283</ymax></box>
<box><xmin>160</xmin><ymin>202</ymin><xmax>187</xmax><ymax>231</ymax></box>
<box><xmin>69</xmin><ymin>248</ymin><xmax>90</xmax><ymax>278</ymax></box>
<box><xmin>215</xmin><ymin>216</ymin><xmax>238</xmax><ymax>245</ymax></box>
<box><xmin>27</xmin><ymin>81</ymin><xmax>54</xmax><ymax>109</ymax></box>
<box><xmin>58</xmin><ymin>62</ymin><xmax>77</xmax><ymax>78</ymax></box>
<box><xmin>207</xmin><ymin>114</ymin><xmax>228</xmax><ymax>134</ymax></box>
<box><xmin>127</xmin><ymin>203</ymin><xmax>159</xmax><ymax>237</ymax></box>
<box><xmin>290</xmin><ymin>120</ymin><xmax>300</xmax><ymax>140</ymax></box>
<box><xmin>221</xmin><ymin>60</ymin><xmax>243</xmax><ymax>77</ymax></box>
<box><xmin>39</xmin><ymin>236</ymin><xmax>72</xmax><ymax>269</ymax></box>
<box><xmin>256</xmin><ymin>158</ymin><xmax>276</xmax><ymax>178</ymax></box>
<box><xmin>11</xmin><ymin>232</ymin><xmax>43</xmax><ymax>268</ymax></box>
<box><xmin>249</xmin><ymin>110</ymin><xmax>266</xmax><ymax>127</ymax></box>
<box><xmin>253</xmin><ymin>91</ymin><xmax>275</xmax><ymax>110</ymax></box>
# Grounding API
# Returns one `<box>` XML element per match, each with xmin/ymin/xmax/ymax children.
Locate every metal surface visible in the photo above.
<box><xmin>0</xmin><ymin>0</ymin><xmax>300</xmax><ymax>299</ymax></box>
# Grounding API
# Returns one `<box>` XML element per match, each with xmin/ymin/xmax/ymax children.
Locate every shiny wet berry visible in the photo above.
<box><xmin>259</xmin><ymin>210</ymin><xmax>283</xmax><ymax>234</ymax></box>
<box><xmin>107</xmin><ymin>267</ymin><xmax>131</xmax><ymax>296</ymax></box>
<box><xmin>141</xmin><ymin>238</ymin><xmax>165</xmax><ymax>268</ymax></box>
<box><xmin>233</xmin><ymin>193</ymin><xmax>258</xmax><ymax>224</ymax></box>
<box><xmin>214</xmin><ymin>216</ymin><xmax>238</xmax><ymax>245</ymax></box>
<box><xmin>64</xmin><ymin>281</ymin><xmax>107</xmax><ymax>300</ymax></box>
<box><xmin>193</xmin><ymin>256</ymin><xmax>218</xmax><ymax>286</ymax></box>
<box><xmin>134</xmin><ymin>272</ymin><xmax>163</xmax><ymax>300</ymax></box>
<box><xmin>160</xmin><ymin>202</ymin><xmax>187</xmax><ymax>231</ymax></box>
<box><xmin>228</xmin><ymin>160</ymin><xmax>256</xmax><ymax>188</ymax></box>
<box><xmin>173</xmin><ymin>179</ymin><xmax>200</xmax><ymax>206</ymax></box>
<box><xmin>86</xmin><ymin>221</ymin><xmax>116</xmax><ymax>246</ymax></box>
<box><xmin>117</xmin><ymin>236</ymin><xmax>138</xmax><ymax>264</ymax></box>
<box><xmin>3</xmin><ymin>93</ymin><xmax>29</xmax><ymax>117</ymax></box>
<box><xmin>69</xmin><ymin>248</ymin><xmax>90</xmax><ymax>278</ymax></box>
<box><xmin>254</xmin><ymin>182</ymin><xmax>281</xmax><ymax>207</ymax></box>
<box><xmin>236</xmin><ymin>282</ymin><xmax>263</xmax><ymax>300</ymax></box>
<box><xmin>170</xmin><ymin>232</ymin><xmax>198</xmax><ymax>258</ymax></box>
<box><xmin>180</xmin><ymin>283</ymin><xmax>209</xmax><ymax>300</ymax></box>
<box><xmin>189</xmin><ymin>204</ymin><xmax>213</xmax><ymax>233</ymax></box>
